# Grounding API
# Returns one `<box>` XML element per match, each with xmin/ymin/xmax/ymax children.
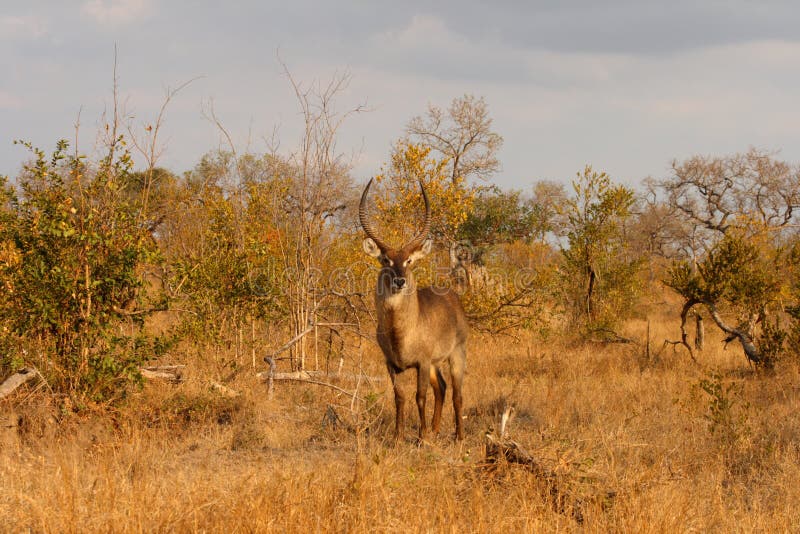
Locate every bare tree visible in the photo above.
<box><xmin>405</xmin><ymin>95</ymin><xmax>503</xmax><ymax>278</ymax></box>
<box><xmin>659</xmin><ymin>149</ymin><xmax>800</xmax><ymax>238</ymax></box>
<box><xmin>406</xmin><ymin>94</ymin><xmax>503</xmax><ymax>184</ymax></box>
<box><xmin>658</xmin><ymin>150</ymin><xmax>800</xmax><ymax>367</ymax></box>
<box><xmin>530</xmin><ymin>180</ymin><xmax>568</xmax><ymax>243</ymax></box>
<box><xmin>277</xmin><ymin>61</ymin><xmax>366</xmax><ymax>370</ymax></box>
<box><xmin>629</xmin><ymin>179</ymin><xmax>698</xmax><ymax>284</ymax></box>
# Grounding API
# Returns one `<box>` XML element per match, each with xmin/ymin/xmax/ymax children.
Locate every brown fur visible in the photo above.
<box><xmin>369</xmin><ymin>246</ymin><xmax>469</xmax><ymax>441</ymax></box>
<box><xmin>360</xmin><ymin>178</ymin><xmax>468</xmax><ymax>441</ymax></box>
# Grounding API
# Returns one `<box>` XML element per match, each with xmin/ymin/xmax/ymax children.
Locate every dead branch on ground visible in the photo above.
<box><xmin>140</xmin><ymin>365</ymin><xmax>185</xmax><ymax>383</ymax></box>
<box><xmin>483</xmin><ymin>405</ymin><xmax>615</xmax><ymax>523</ymax></box>
<box><xmin>0</xmin><ymin>368</ymin><xmax>40</xmax><ymax>400</ymax></box>
<box><xmin>256</xmin><ymin>370</ymin><xmax>369</xmax><ymax>403</ymax></box>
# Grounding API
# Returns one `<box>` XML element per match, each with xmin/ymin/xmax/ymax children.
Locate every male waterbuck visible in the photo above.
<box><xmin>359</xmin><ymin>178</ymin><xmax>468</xmax><ymax>441</ymax></box>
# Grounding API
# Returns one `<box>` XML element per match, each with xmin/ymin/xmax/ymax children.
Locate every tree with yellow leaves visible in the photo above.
<box><xmin>367</xmin><ymin>141</ymin><xmax>475</xmax><ymax>251</ymax></box>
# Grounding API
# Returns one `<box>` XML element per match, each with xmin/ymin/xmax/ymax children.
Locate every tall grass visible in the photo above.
<box><xmin>2</xmin><ymin>307</ymin><xmax>800</xmax><ymax>532</ymax></box>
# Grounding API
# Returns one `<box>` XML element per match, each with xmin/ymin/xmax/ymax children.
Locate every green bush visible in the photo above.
<box><xmin>0</xmin><ymin>139</ymin><xmax>165</xmax><ymax>402</ymax></box>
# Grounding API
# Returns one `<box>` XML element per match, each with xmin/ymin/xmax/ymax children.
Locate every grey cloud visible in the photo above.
<box><xmin>4</xmin><ymin>0</ymin><xmax>800</xmax><ymax>188</ymax></box>
<box><xmin>420</xmin><ymin>1</ymin><xmax>800</xmax><ymax>54</ymax></box>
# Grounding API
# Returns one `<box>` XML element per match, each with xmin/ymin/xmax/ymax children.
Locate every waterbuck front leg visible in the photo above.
<box><xmin>430</xmin><ymin>366</ymin><xmax>446</xmax><ymax>435</ymax></box>
<box><xmin>452</xmin><ymin>379</ymin><xmax>464</xmax><ymax>441</ymax></box>
<box><xmin>416</xmin><ymin>362</ymin><xmax>430</xmax><ymax>439</ymax></box>
<box><xmin>388</xmin><ymin>366</ymin><xmax>406</xmax><ymax>442</ymax></box>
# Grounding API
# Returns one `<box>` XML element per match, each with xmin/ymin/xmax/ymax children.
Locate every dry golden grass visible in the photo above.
<box><xmin>3</xmin><ymin>305</ymin><xmax>800</xmax><ymax>532</ymax></box>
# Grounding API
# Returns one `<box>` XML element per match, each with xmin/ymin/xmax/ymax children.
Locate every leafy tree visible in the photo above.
<box><xmin>458</xmin><ymin>181</ymin><xmax>566</xmax><ymax>249</ymax></box>
<box><xmin>403</xmin><ymin>181</ymin><xmax>560</xmax><ymax>335</ymax></box>
<box><xmin>0</xmin><ymin>176</ymin><xmax>20</xmax><ymax>359</ymax></box>
<box><xmin>658</xmin><ymin>150</ymin><xmax>800</xmax><ymax>367</ymax></box>
<box><xmin>158</xmin><ymin>151</ymin><xmax>289</xmax><ymax>344</ymax></box>
<box><xmin>558</xmin><ymin>166</ymin><xmax>640</xmax><ymax>334</ymax></box>
<box><xmin>459</xmin><ymin>187</ymin><xmax>536</xmax><ymax>249</ymax></box>
<box><xmin>459</xmin><ymin>238</ymin><xmax>558</xmax><ymax>336</ymax></box>
<box><xmin>124</xmin><ymin>166</ymin><xmax>180</xmax><ymax>233</ymax></box>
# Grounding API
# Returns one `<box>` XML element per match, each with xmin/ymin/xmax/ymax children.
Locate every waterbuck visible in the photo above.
<box><xmin>359</xmin><ymin>178</ymin><xmax>468</xmax><ymax>441</ymax></box>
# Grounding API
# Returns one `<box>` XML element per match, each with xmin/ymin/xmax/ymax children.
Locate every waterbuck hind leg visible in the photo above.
<box><xmin>430</xmin><ymin>366</ymin><xmax>447</xmax><ymax>434</ymax></box>
<box><xmin>415</xmin><ymin>363</ymin><xmax>430</xmax><ymax>439</ymax></box>
<box><xmin>450</xmin><ymin>348</ymin><xmax>466</xmax><ymax>441</ymax></box>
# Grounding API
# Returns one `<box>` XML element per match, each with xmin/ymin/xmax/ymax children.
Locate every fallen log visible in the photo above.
<box><xmin>484</xmin><ymin>406</ymin><xmax>553</xmax><ymax>479</ymax></box>
<box><xmin>274</xmin><ymin>370</ymin><xmax>313</xmax><ymax>380</ymax></box>
<box><xmin>0</xmin><ymin>368</ymin><xmax>40</xmax><ymax>400</ymax></box>
<box><xmin>140</xmin><ymin>365</ymin><xmax>185</xmax><ymax>383</ymax></box>
<box><xmin>256</xmin><ymin>369</ymin><xmax>384</xmax><ymax>383</ymax></box>
<box><xmin>485</xmin><ymin>429</ymin><xmax>553</xmax><ymax>480</ymax></box>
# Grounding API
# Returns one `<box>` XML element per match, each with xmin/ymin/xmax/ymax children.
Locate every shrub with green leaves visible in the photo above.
<box><xmin>665</xmin><ymin>233</ymin><xmax>783</xmax><ymax>367</ymax></box>
<box><xmin>0</xmin><ymin>139</ymin><xmax>167</xmax><ymax>402</ymax></box>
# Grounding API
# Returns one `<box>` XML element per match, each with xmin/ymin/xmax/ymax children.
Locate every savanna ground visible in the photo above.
<box><xmin>2</xmin><ymin>294</ymin><xmax>800</xmax><ymax>533</ymax></box>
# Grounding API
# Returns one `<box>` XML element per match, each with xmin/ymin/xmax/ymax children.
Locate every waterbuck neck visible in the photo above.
<box><xmin>376</xmin><ymin>286</ymin><xmax>420</xmax><ymax>334</ymax></box>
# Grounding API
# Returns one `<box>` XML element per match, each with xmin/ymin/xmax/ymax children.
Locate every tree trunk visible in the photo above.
<box><xmin>694</xmin><ymin>314</ymin><xmax>704</xmax><ymax>351</ymax></box>
<box><xmin>669</xmin><ymin>299</ymin><xmax>698</xmax><ymax>362</ymax></box>
<box><xmin>586</xmin><ymin>266</ymin><xmax>596</xmax><ymax>320</ymax></box>
<box><xmin>705</xmin><ymin>304</ymin><xmax>766</xmax><ymax>366</ymax></box>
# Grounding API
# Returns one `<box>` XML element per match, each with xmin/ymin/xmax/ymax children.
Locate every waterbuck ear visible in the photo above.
<box><xmin>362</xmin><ymin>237</ymin><xmax>382</xmax><ymax>258</ymax></box>
<box><xmin>409</xmin><ymin>238</ymin><xmax>433</xmax><ymax>262</ymax></box>
<box><xmin>420</xmin><ymin>238</ymin><xmax>433</xmax><ymax>255</ymax></box>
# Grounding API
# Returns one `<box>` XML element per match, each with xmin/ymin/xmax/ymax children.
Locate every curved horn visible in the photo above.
<box><xmin>359</xmin><ymin>178</ymin><xmax>390</xmax><ymax>251</ymax></box>
<box><xmin>405</xmin><ymin>179</ymin><xmax>431</xmax><ymax>250</ymax></box>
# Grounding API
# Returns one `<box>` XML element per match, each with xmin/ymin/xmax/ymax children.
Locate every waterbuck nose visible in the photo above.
<box><xmin>393</xmin><ymin>277</ymin><xmax>406</xmax><ymax>289</ymax></box>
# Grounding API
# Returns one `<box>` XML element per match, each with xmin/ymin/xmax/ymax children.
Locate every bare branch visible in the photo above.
<box><xmin>705</xmin><ymin>303</ymin><xmax>765</xmax><ymax>366</ymax></box>
<box><xmin>406</xmin><ymin>94</ymin><xmax>503</xmax><ymax>184</ymax></box>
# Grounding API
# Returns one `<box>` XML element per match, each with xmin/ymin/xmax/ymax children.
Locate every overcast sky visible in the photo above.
<box><xmin>3</xmin><ymin>1</ymin><xmax>800</xmax><ymax>189</ymax></box>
